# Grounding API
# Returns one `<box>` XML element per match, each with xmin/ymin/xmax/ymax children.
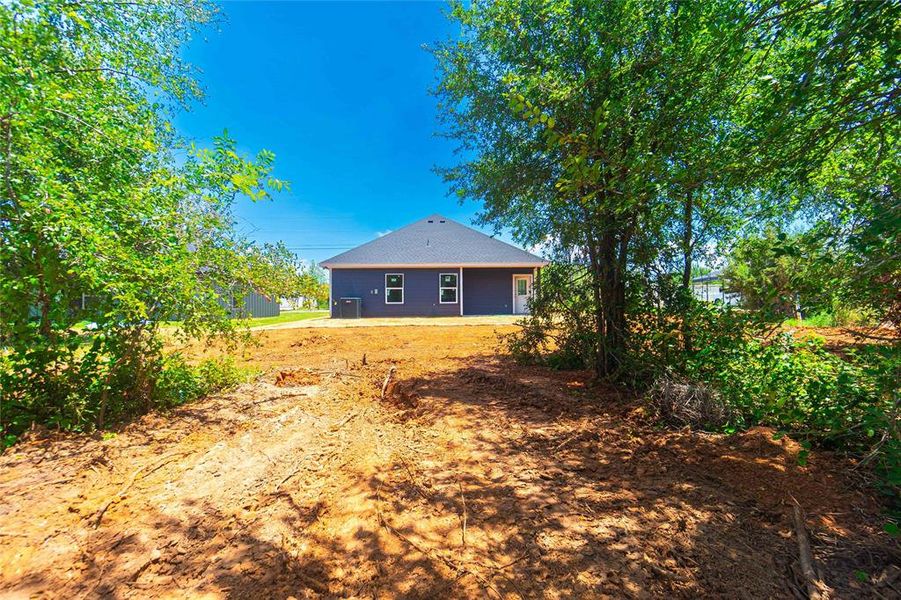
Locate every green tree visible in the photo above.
<box><xmin>299</xmin><ymin>264</ymin><xmax>330</xmax><ymax>309</ymax></box>
<box><xmin>434</xmin><ymin>0</ymin><xmax>768</xmax><ymax>376</ymax></box>
<box><xmin>0</xmin><ymin>1</ymin><xmax>291</xmax><ymax>434</ymax></box>
<box><xmin>722</xmin><ymin>229</ymin><xmax>832</xmax><ymax>318</ymax></box>
<box><xmin>804</xmin><ymin>127</ymin><xmax>900</xmax><ymax>329</ymax></box>
<box><xmin>433</xmin><ymin>0</ymin><xmax>899</xmax><ymax>377</ymax></box>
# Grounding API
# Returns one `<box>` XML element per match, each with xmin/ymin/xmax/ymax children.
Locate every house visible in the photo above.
<box><xmin>71</xmin><ymin>290</ymin><xmax>280</xmax><ymax>323</ymax></box>
<box><xmin>320</xmin><ymin>214</ymin><xmax>548</xmax><ymax>317</ymax></box>
<box><xmin>692</xmin><ymin>272</ymin><xmax>741</xmax><ymax>306</ymax></box>
<box><xmin>221</xmin><ymin>290</ymin><xmax>281</xmax><ymax>318</ymax></box>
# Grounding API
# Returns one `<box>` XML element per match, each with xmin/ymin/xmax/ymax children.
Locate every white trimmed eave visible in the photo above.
<box><xmin>321</xmin><ymin>262</ymin><xmax>549</xmax><ymax>269</ymax></box>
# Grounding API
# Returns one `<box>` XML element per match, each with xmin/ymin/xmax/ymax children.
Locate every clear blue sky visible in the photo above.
<box><xmin>174</xmin><ymin>0</ymin><xmax>493</xmax><ymax>265</ymax></box>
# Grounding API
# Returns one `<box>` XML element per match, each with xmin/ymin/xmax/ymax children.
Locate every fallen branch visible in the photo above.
<box><xmin>791</xmin><ymin>499</ymin><xmax>831</xmax><ymax>599</ymax></box>
<box><xmin>332</xmin><ymin>409</ymin><xmax>362</xmax><ymax>431</ymax></box>
<box><xmin>251</xmin><ymin>392</ymin><xmax>306</xmax><ymax>407</ymax></box>
<box><xmin>840</xmin><ymin>327</ymin><xmax>898</xmax><ymax>342</ymax></box>
<box><xmin>381</xmin><ymin>366</ymin><xmax>396</xmax><ymax>400</ymax></box>
<box><xmin>91</xmin><ymin>452</ymin><xmax>188</xmax><ymax>529</ymax></box>
<box><xmin>399</xmin><ymin>456</ymin><xmax>433</xmax><ymax>503</ymax></box>
<box><xmin>553</xmin><ymin>432</ymin><xmax>581</xmax><ymax>451</ymax></box>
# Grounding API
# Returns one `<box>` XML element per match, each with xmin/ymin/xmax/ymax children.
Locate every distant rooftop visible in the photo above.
<box><xmin>320</xmin><ymin>214</ymin><xmax>547</xmax><ymax>268</ymax></box>
<box><xmin>692</xmin><ymin>271</ymin><xmax>724</xmax><ymax>283</ymax></box>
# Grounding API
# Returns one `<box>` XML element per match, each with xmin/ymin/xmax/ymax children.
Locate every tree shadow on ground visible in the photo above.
<box><xmin>2</xmin><ymin>353</ymin><xmax>897</xmax><ymax>599</ymax></box>
<box><xmin>374</xmin><ymin>354</ymin><xmax>899</xmax><ymax>598</ymax></box>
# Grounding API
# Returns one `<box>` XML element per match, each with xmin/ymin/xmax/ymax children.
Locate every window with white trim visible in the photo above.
<box><xmin>385</xmin><ymin>273</ymin><xmax>404</xmax><ymax>304</ymax></box>
<box><xmin>439</xmin><ymin>273</ymin><xmax>458</xmax><ymax>304</ymax></box>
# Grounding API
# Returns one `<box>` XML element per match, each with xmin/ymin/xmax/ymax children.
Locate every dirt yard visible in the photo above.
<box><xmin>1</xmin><ymin>325</ymin><xmax>897</xmax><ymax>599</ymax></box>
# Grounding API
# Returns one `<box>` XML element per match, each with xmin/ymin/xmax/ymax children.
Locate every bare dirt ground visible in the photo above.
<box><xmin>251</xmin><ymin>315</ymin><xmax>523</xmax><ymax>330</ymax></box>
<box><xmin>1</xmin><ymin>325</ymin><xmax>898</xmax><ymax>599</ymax></box>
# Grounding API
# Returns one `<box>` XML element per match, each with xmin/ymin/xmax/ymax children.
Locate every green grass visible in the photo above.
<box><xmin>69</xmin><ymin>309</ymin><xmax>328</xmax><ymax>332</ymax></box>
<box><xmin>246</xmin><ymin>309</ymin><xmax>328</xmax><ymax>327</ymax></box>
<box><xmin>784</xmin><ymin>312</ymin><xmax>835</xmax><ymax>328</ymax></box>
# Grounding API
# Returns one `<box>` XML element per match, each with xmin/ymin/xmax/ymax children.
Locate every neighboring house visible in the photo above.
<box><xmin>222</xmin><ymin>291</ymin><xmax>281</xmax><ymax>318</ymax></box>
<box><xmin>320</xmin><ymin>214</ymin><xmax>548</xmax><ymax>318</ymax></box>
<box><xmin>71</xmin><ymin>290</ymin><xmax>279</xmax><ymax>321</ymax></box>
<box><xmin>692</xmin><ymin>272</ymin><xmax>742</xmax><ymax>306</ymax></box>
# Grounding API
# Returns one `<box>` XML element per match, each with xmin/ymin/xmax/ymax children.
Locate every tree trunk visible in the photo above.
<box><xmin>597</xmin><ymin>226</ymin><xmax>625</xmax><ymax>378</ymax></box>
<box><xmin>585</xmin><ymin>233</ymin><xmax>606</xmax><ymax>377</ymax></box>
<box><xmin>682</xmin><ymin>190</ymin><xmax>694</xmax><ymax>353</ymax></box>
<box><xmin>581</xmin><ymin>200</ymin><xmax>631</xmax><ymax>381</ymax></box>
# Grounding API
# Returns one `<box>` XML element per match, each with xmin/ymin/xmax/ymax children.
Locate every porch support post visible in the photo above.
<box><xmin>459</xmin><ymin>266</ymin><xmax>463</xmax><ymax>316</ymax></box>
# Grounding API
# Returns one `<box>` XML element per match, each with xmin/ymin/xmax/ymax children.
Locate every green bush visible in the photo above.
<box><xmin>785</xmin><ymin>311</ymin><xmax>835</xmax><ymax>327</ymax></box>
<box><xmin>510</xmin><ymin>288</ymin><xmax>899</xmax><ymax>497</ymax></box>
<box><xmin>651</xmin><ymin>306</ymin><xmax>899</xmax><ymax>500</ymax></box>
<box><xmin>198</xmin><ymin>356</ymin><xmax>256</xmax><ymax>394</ymax></box>
<box><xmin>154</xmin><ymin>355</ymin><xmax>255</xmax><ymax>409</ymax></box>
<box><xmin>1</xmin><ymin>339</ymin><xmax>257</xmax><ymax>444</ymax></box>
<box><xmin>506</xmin><ymin>263</ymin><xmax>600</xmax><ymax>371</ymax></box>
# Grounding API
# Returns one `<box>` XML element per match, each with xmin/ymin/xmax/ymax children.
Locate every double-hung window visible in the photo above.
<box><xmin>385</xmin><ymin>273</ymin><xmax>404</xmax><ymax>304</ymax></box>
<box><xmin>439</xmin><ymin>273</ymin><xmax>458</xmax><ymax>304</ymax></box>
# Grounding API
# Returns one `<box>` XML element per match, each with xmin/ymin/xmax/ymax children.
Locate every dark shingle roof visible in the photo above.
<box><xmin>320</xmin><ymin>214</ymin><xmax>547</xmax><ymax>268</ymax></box>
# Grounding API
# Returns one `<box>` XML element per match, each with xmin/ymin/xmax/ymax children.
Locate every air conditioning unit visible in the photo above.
<box><xmin>338</xmin><ymin>297</ymin><xmax>362</xmax><ymax>319</ymax></box>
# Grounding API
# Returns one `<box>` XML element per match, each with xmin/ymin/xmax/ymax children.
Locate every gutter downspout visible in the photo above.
<box><xmin>328</xmin><ymin>268</ymin><xmax>333</xmax><ymax>318</ymax></box>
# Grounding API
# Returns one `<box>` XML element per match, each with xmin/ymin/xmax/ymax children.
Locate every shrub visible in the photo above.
<box><xmin>648</xmin><ymin>306</ymin><xmax>899</xmax><ymax>500</ymax></box>
<box><xmin>1</xmin><ymin>345</ymin><xmax>257</xmax><ymax>443</ymax></box>
<box><xmin>198</xmin><ymin>356</ymin><xmax>255</xmax><ymax>393</ymax></box>
<box><xmin>506</xmin><ymin>263</ymin><xmax>599</xmax><ymax>371</ymax></box>
<box><xmin>155</xmin><ymin>355</ymin><xmax>256</xmax><ymax>409</ymax></box>
<box><xmin>789</xmin><ymin>311</ymin><xmax>835</xmax><ymax>327</ymax></box>
<box><xmin>506</xmin><ymin>281</ymin><xmax>898</xmax><ymax>497</ymax></box>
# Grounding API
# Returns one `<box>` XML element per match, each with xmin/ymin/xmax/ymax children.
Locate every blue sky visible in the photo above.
<box><xmin>174</xmin><ymin>0</ymin><xmax>491</xmax><ymax>265</ymax></box>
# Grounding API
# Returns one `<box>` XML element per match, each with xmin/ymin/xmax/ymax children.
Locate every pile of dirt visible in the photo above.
<box><xmin>1</xmin><ymin>324</ymin><xmax>897</xmax><ymax>598</ymax></box>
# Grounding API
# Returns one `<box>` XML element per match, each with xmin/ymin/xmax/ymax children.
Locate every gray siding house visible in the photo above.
<box><xmin>219</xmin><ymin>290</ymin><xmax>281</xmax><ymax>318</ymax></box>
<box><xmin>320</xmin><ymin>215</ymin><xmax>547</xmax><ymax>318</ymax></box>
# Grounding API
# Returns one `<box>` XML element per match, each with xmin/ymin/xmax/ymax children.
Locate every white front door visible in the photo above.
<box><xmin>513</xmin><ymin>275</ymin><xmax>532</xmax><ymax>315</ymax></box>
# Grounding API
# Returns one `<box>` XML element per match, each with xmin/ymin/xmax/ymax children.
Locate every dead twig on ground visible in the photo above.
<box><xmin>332</xmin><ymin>408</ymin><xmax>366</xmax><ymax>431</ymax></box>
<box><xmin>250</xmin><ymin>392</ymin><xmax>307</xmax><ymax>407</ymax></box>
<box><xmin>275</xmin><ymin>458</ymin><xmax>308</xmax><ymax>492</ymax></box>
<box><xmin>791</xmin><ymin>498</ymin><xmax>832</xmax><ymax>599</ymax></box>
<box><xmin>399</xmin><ymin>457</ymin><xmax>432</xmax><ymax>504</ymax></box>
<box><xmin>490</xmin><ymin>553</ymin><xmax>530</xmax><ymax>570</ymax></box>
<box><xmin>91</xmin><ymin>452</ymin><xmax>188</xmax><ymax>529</ymax></box>
<box><xmin>553</xmin><ymin>432</ymin><xmax>581</xmax><ymax>451</ymax></box>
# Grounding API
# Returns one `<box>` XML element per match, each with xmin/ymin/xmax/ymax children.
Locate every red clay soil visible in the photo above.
<box><xmin>786</xmin><ymin>325</ymin><xmax>897</xmax><ymax>354</ymax></box>
<box><xmin>1</xmin><ymin>325</ymin><xmax>897</xmax><ymax>599</ymax></box>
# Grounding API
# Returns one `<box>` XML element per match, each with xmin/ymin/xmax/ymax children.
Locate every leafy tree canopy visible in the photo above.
<box><xmin>0</xmin><ymin>0</ymin><xmax>297</xmax><ymax>433</ymax></box>
<box><xmin>433</xmin><ymin>0</ymin><xmax>899</xmax><ymax>376</ymax></box>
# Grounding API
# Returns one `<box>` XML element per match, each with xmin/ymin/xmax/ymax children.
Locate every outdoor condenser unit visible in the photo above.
<box><xmin>338</xmin><ymin>297</ymin><xmax>362</xmax><ymax>319</ymax></box>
